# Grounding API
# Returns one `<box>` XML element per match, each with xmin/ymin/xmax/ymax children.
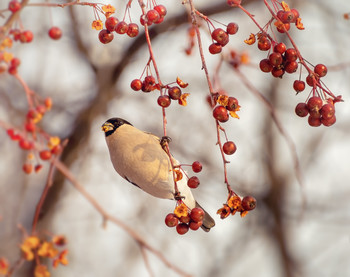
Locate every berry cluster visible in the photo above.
<box><xmin>98</xmin><ymin>16</ymin><xmax>139</xmax><ymax>44</ymax></box>
<box><xmin>187</xmin><ymin>161</ymin><xmax>202</xmax><ymax>189</ymax></box>
<box><xmin>8</xmin><ymin>0</ymin><xmax>21</xmax><ymax>13</ymax></box>
<box><xmin>259</xmin><ymin>42</ymin><xmax>298</xmax><ymax>78</ymax></box>
<box><xmin>165</xmin><ymin>204</ymin><xmax>205</xmax><ymax>235</ymax></box>
<box><xmin>209</xmin><ymin>22</ymin><xmax>239</xmax><ymax>55</ymax></box>
<box><xmin>97</xmin><ymin>4</ymin><xmax>167</xmax><ymax>44</ymax></box>
<box><xmin>217</xmin><ymin>194</ymin><xmax>256</xmax><ymax>219</ymax></box>
<box><xmin>20</xmin><ymin>234</ymin><xmax>68</xmax><ymax>275</ymax></box>
<box><xmin>140</xmin><ymin>5</ymin><xmax>167</xmax><ymax>26</ymax></box>
<box><xmin>131</xmin><ymin>75</ymin><xmax>190</xmax><ymax>107</ymax></box>
<box><xmin>295</xmin><ymin>96</ymin><xmax>336</xmax><ymax>127</ymax></box>
<box><xmin>9</xmin><ymin>29</ymin><xmax>34</xmax><ymax>43</ymax></box>
<box><xmin>5</xmin><ymin>97</ymin><xmax>63</xmax><ymax>174</ymax></box>
<box><xmin>242</xmin><ymin>1</ymin><xmax>342</xmax><ymax>127</ymax></box>
<box><xmin>212</xmin><ymin>95</ymin><xmax>240</xmax><ymax>123</ymax></box>
<box><xmin>131</xmin><ymin>75</ymin><xmax>157</xmax><ymax>93</ymax></box>
<box><xmin>292</xmin><ymin>62</ymin><xmax>341</xmax><ymax>127</ymax></box>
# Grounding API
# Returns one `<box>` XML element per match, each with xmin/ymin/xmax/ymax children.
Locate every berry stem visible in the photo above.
<box><xmin>51</xmin><ymin>158</ymin><xmax>191</xmax><ymax>277</ymax></box>
<box><xmin>188</xmin><ymin>0</ymin><xmax>234</xmax><ymax>193</ymax></box>
<box><xmin>31</xmin><ymin>140</ymin><xmax>67</xmax><ymax>234</ymax></box>
<box><xmin>233</xmin><ymin>67</ymin><xmax>305</xmax><ymax>190</ymax></box>
<box><xmin>14</xmin><ymin>73</ymin><xmax>34</xmax><ymax>109</ymax></box>
<box><xmin>188</xmin><ymin>0</ymin><xmax>215</xmax><ymax>95</ymax></box>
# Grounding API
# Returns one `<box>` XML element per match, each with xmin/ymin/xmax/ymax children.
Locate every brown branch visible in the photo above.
<box><xmin>52</xmin><ymin>159</ymin><xmax>192</xmax><ymax>277</ymax></box>
<box><xmin>234</xmin><ymin>67</ymin><xmax>304</xmax><ymax>186</ymax></box>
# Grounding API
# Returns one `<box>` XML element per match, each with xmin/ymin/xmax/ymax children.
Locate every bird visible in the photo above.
<box><xmin>101</xmin><ymin>117</ymin><xmax>215</xmax><ymax>232</ymax></box>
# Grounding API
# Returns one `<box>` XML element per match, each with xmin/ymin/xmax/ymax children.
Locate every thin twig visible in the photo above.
<box><xmin>52</xmin><ymin>159</ymin><xmax>192</xmax><ymax>277</ymax></box>
<box><xmin>234</xmin><ymin>68</ymin><xmax>305</xmax><ymax>194</ymax></box>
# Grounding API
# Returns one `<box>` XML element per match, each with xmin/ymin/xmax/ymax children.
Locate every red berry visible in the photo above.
<box><xmin>130</xmin><ymin>79</ymin><xmax>142</xmax><ymax>91</ymax></box>
<box><xmin>146</xmin><ymin>9</ymin><xmax>160</xmax><ymax>24</ymax></box>
<box><xmin>223</xmin><ymin>141</ymin><xmax>237</xmax><ymax>155</ymax></box>
<box><xmin>213</xmin><ymin>105</ymin><xmax>229</xmax><ymax>122</ymax></box>
<box><xmin>39</xmin><ymin>150</ymin><xmax>52</xmax><ymax>160</ymax></box>
<box><xmin>11</xmin><ymin>57</ymin><xmax>21</xmax><ymax>67</ymax></box>
<box><xmin>51</xmin><ymin>145</ymin><xmax>62</xmax><ymax>155</ymax></box>
<box><xmin>295</xmin><ymin>103</ymin><xmax>309</xmax><ymax>117</ymax></box>
<box><xmin>179</xmin><ymin>215</ymin><xmax>191</xmax><ymax>224</ymax></box>
<box><xmin>209</xmin><ymin>43</ymin><xmax>222</xmax><ymax>55</ymax></box>
<box><xmin>35</xmin><ymin>164</ymin><xmax>43</xmax><ymax>173</ymax></box>
<box><xmin>277</xmin><ymin>10</ymin><xmax>295</xmax><ymax>23</ymax></box>
<box><xmin>20</xmin><ymin>30</ymin><xmax>34</xmax><ymax>43</ymax></box>
<box><xmin>242</xmin><ymin>196</ymin><xmax>257</xmax><ymax>211</ymax></box>
<box><xmin>144</xmin><ymin>75</ymin><xmax>156</xmax><ymax>85</ymax></box>
<box><xmin>8</xmin><ymin>65</ymin><xmax>17</xmax><ymax>75</ymax></box>
<box><xmin>48</xmin><ymin>27</ymin><xmax>62</xmax><ymax>40</ymax></box>
<box><xmin>271</xmin><ymin>67</ymin><xmax>284</xmax><ymax>78</ymax></box>
<box><xmin>314</xmin><ymin>64</ymin><xmax>327</xmax><ymax>77</ymax></box>
<box><xmin>226</xmin><ymin>97</ymin><xmax>239</xmax><ymax>111</ymax></box>
<box><xmin>269</xmin><ymin>52</ymin><xmax>283</xmax><ymax>66</ymax></box>
<box><xmin>189</xmin><ymin>221</ymin><xmax>202</xmax><ymax>231</ymax></box>
<box><xmin>22</xmin><ymin>163</ymin><xmax>33</xmax><ymax>174</ymax></box>
<box><xmin>285</xmin><ymin>48</ymin><xmax>298</xmax><ymax>62</ymax></box>
<box><xmin>115</xmin><ymin>21</ymin><xmax>128</xmax><ymax>34</ymax></box>
<box><xmin>157</xmin><ymin>95</ymin><xmax>171</xmax><ymax>108</ymax></box>
<box><xmin>191</xmin><ymin>161</ymin><xmax>202</xmax><ymax>173</ymax></box>
<box><xmin>7</xmin><ymin>129</ymin><xmax>21</xmax><ymax>141</ymax></box>
<box><xmin>257</xmin><ymin>37</ymin><xmax>271</xmax><ymax>51</ymax></box>
<box><xmin>139</xmin><ymin>15</ymin><xmax>147</xmax><ymax>26</ymax></box>
<box><xmin>141</xmin><ymin>82</ymin><xmax>153</xmax><ymax>93</ymax></box>
<box><xmin>305</xmin><ymin>74</ymin><xmax>315</xmax><ymax>87</ymax></box>
<box><xmin>165</xmin><ymin>213</ymin><xmax>178</xmax><ymax>227</ymax></box>
<box><xmin>259</xmin><ymin>59</ymin><xmax>273</xmax><ymax>73</ymax></box>
<box><xmin>19</xmin><ymin>139</ymin><xmax>33</xmax><ymax>150</ymax></box>
<box><xmin>226</xmin><ymin>22</ymin><xmax>239</xmax><ymax>35</ymax></box>
<box><xmin>290</xmin><ymin>9</ymin><xmax>300</xmax><ymax>22</ymax></box>
<box><xmin>187</xmin><ymin>176</ymin><xmax>200</xmax><ymax>189</ymax></box>
<box><xmin>98</xmin><ymin>29</ymin><xmax>114</xmax><ymax>44</ymax></box>
<box><xmin>308</xmin><ymin>115</ymin><xmax>321</xmax><ymax>127</ymax></box>
<box><xmin>211</xmin><ymin>28</ymin><xmax>229</xmax><ymax>46</ymax></box>
<box><xmin>154</xmin><ymin>5</ymin><xmax>167</xmax><ymax>17</ymax></box>
<box><xmin>273</xmin><ymin>42</ymin><xmax>286</xmax><ymax>54</ymax></box>
<box><xmin>176</xmin><ymin>223</ymin><xmax>189</xmax><ymax>235</ymax></box>
<box><xmin>276</xmin><ymin>22</ymin><xmax>290</xmax><ymax>33</ymax></box>
<box><xmin>190</xmin><ymin>207</ymin><xmax>205</xmax><ymax>222</ymax></box>
<box><xmin>227</xmin><ymin>0</ymin><xmax>241</xmax><ymax>6</ymax></box>
<box><xmin>321</xmin><ymin>115</ymin><xmax>336</xmax><ymax>127</ymax></box>
<box><xmin>153</xmin><ymin>16</ymin><xmax>164</xmax><ymax>24</ymax></box>
<box><xmin>320</xmin><ymin>103</ymin><xmax>335</xmax><ymax>119</ymax></box>
<box><xmin>168</xmin><ymin>86</ymin><xmax>182</xmax><ymax>100</ymax></box>
<box><xmin>25</xmin><ymin>121</ymin><xmax>36</xmax><ymax>132</ymax></box>
<box><xmin>293</xmin><ymin>80</ymin><xmax>305</xmax><ymax>92</ymax></box>
<box><xmin>307</xmin><ymin>96</ymin><xmax>323</xmax><ymax>113</ymax></box>
<box><xmin>126</xmin><ymin>23</ymin><xmax>139</xmax><ymax>37</ymax></box>
<box><xmin>284</xmin><ymin>61</ymin><xmax>298</xmax><ymax>74</ymax></box>
<box><xmin>105</xmin><ymin>16</ymin><xmax>119</xmax><ymax>32</ymax></box>
<box><xmin>9</xmin><ymin>0</ymin><xmax>21</xmax><ymax>13</ymax></box>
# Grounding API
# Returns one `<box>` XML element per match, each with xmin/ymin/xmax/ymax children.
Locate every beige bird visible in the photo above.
<box><xmin>102</xmin><ymin>118</ymin><xmax>215</xmax><ymax>231</ymax></box>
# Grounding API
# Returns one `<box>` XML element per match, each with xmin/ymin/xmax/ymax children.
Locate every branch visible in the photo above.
<box><xmin>52</xmin><ymin>159</ymin><xmax>192</xmax><ymax>277</ymax></box>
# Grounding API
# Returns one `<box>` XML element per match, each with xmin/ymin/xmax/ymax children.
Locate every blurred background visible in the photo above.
<box><xmin>1</xmin><ymin>0</ymin><xmax>350</xmax><ymax>276</ymax></box>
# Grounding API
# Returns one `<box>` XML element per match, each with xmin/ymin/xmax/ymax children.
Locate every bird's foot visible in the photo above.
<box><xmin>160</xmin><ymin>136</ymin><xmax>172</xmax><ymax>150</ymax></box>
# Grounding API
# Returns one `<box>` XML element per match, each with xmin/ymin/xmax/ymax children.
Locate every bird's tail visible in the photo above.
<box><xmin>195</xmin><ymin>201</ymin><xmax>215</xmax><ymax>232</ymax></box>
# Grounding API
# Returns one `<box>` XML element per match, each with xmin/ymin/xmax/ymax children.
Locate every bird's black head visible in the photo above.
<box><xmin>101</xmin><ymin>118</ymin><xmax>133</xmax><ymax>137</ymax></box>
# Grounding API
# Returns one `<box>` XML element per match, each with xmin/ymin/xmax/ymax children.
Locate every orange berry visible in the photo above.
<box><xmin>39</xmin><ymin>150</ymin><xmax>52</xmax><ymax>160</ymax></box>
<box><xmin>23</xmin><ymin>163</ymin><xmax>33</xmax><ymax>174</ymax></box>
